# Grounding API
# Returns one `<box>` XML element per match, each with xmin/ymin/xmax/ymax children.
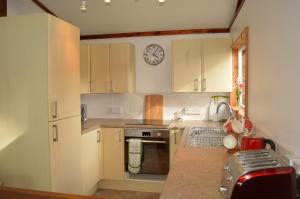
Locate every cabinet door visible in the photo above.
<box><xmin>80</xmin><ymin>43</ymin><xmax>91</xmax><ymax>94</ymax></box>
<box><xmin>172</xmin><ymin>40</ymin><xmax>202</xmax><ymax>92</ymax></box>
<box><xmin>81</xmin><ymin>128</ymin><xmax>103</xmax><ymax>195</ymax></box>
<box><xmin>102</xmin><ymin>128</ymin><xmax>125</xmax><ymax>180</ymax></box>
<box><xmin>109</xmin><ymin>43</ymin><xmax>135</xmax><ymax>93</ymax></box>
<box><xmin>49</xmin><ymin>116</ymin><xmax>82</xmax><ymax>194</ymax></box>
<box><xmin>169</xmin><ymin>130</ymin><xmax>183</xmax><ymax>167</ymax></box>
<box><xmin>48</xmin><ymin>17</ymin><xmax>80</xmax><ymax>121</ymax></box>
<box><xmin>202</xmin><ymin>38</ymin><xmax>232</xmax><ymax>92</ymax></box>
<box><xmin>90</xmin><ymin>44</ymin><xmax>110</xmax><ymax>93</ymax></box>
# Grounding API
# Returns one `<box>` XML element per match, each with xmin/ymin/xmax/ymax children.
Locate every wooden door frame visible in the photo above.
<box><xmin>0</xmin><ymin>0</ymin><xmax>7</xmax><ymax>17</ymax></box>
<box><xmin>230</xmin><ymin>27</ymin><xmax>249</xmax><ymax>118</ymax></box>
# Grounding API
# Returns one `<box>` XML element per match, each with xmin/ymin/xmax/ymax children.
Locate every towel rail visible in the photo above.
<box><xmin>126</xmin><ymin>139</ymin><xmax>167</xmax><ymax>144</ymax></box>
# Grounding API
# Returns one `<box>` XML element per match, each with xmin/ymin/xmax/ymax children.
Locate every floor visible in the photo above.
<box><xmin>94</xmin><ymin>189</ymin><xmax>160</xmax><ymax>199</ymax></box>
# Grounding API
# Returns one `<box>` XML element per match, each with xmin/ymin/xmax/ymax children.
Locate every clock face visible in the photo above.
<box><xmin>143</xmin><ymin>44</ymin><xmax>165</xmax><ymax>65</ymax></box>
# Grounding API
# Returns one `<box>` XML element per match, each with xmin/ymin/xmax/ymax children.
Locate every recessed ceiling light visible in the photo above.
<box><xmin>104</xmin><ymin>0</ymin><xmax>112</xmax><ymax>5</ymax></box>
<box><xmin>158</xmin><ymin>0</ymin><xmax>166</xmax><ymax>5</ymax></box>
<box><xmin>80</xmin><ymin>0</ymin><xmax>87</xmax><ymax>12</ymax></box>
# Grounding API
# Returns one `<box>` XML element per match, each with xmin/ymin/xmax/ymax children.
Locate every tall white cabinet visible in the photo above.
<box><xmin>0</xmin><ymin>14</ymin><xmax>81</xmax><ymax>194</ymax></box>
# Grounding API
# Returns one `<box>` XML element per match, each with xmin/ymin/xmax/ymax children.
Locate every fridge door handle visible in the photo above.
<box><xmin>53</xmin><ymin>124</ymin><xmax>58</xmax><ymax>142</ymax></box>
<box><xmin>52</xmin><ymin>101</ymin><xmax>58</xmax><ymax>119</ymax></box>
<box><xmin>97</xmin><ymin>130</ymin><xmax>100</xmax><ymax>143</ymax></box>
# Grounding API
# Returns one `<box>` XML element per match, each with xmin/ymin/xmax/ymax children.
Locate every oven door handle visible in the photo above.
<box><xmin>126</xmin><ymin>139</ymin><xmax>167</xmax><ymax>144</ymax></box>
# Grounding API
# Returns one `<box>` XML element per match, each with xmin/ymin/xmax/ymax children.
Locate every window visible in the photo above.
<box><xmin>230</xmin><ymin>27</ymin><xmax>249</xmax><ymax>117</ymax></box>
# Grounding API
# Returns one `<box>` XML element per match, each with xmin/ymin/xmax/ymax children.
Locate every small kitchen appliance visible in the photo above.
<box><xmin>220</xmin><ymin>149</ymin><xmax>296</xmax><ymax>199</ymax></box>
<box><xmin>240</xmin><ymin>137</ymin><xmax>276</xmax><ymax>151</ymax></box>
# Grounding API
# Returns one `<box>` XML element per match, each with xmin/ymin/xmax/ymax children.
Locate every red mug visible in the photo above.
<box><xmin>240</xmin><ymin>137</ymin><xmax>276</xmax><ymax>151</ymax></box>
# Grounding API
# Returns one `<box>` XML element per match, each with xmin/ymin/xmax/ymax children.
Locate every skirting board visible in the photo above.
<box><xmin>84</xmin><ymin>183</ymin><xmax>99</xmax><ymax>196</ymax></box>
<box><xmin>98</xmin><ymin>179</ymin><xmax>165</xmax><ymax>193</ymax></box>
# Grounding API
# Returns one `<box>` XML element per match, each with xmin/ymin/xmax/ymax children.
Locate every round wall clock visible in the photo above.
<box><xmin>143</xmin><ymin>44</ymin><xmax>165</xmax><ymax>65</ymax></box>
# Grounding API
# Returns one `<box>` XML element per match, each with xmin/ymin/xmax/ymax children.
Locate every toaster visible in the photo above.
<box><xmin>220</xmin><ymin>150</ymin><xmax>296</xmax><ymax>199</ymax></box>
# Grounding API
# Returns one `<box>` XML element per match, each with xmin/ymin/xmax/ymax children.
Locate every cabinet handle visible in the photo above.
<box><xmin>97</xmin><ymin>130</ymin><xmax>100</xmax><ymax>143</ymax></box>
<box><xmin>53</xmin><ymin>125</ymin><xmax>58</xmax><ymax>142</ymax></box>
<box><xmin>175</xmin><ymin>132</ymin><xmax>177</xmax><ymax>145</ymax></box>
<box><xmin>194</xmin><ymin>79</ymin><xmax>199</xmax><ymax>91</ymax></box>
<box><xmin>202</xmin><ymin>78</ymin><xmax>206</xmax><ymax>91</ymax></box>
<box><xmin>52</xmin><ymin>101</ymin><xmax>58</xmax><ymax>119</ymax></box>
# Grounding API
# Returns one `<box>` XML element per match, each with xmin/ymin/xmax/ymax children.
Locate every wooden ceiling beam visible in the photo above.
<box><xmin>31</xmin><ymin>0</ymin><xmax>57</xmax><ymax>17</ymax></box>
<box><xmin>80</xmin><ymin>28</ymin><xmax>230</xmax><ymax>40</ymax></box>
<box><xmin>229</xmin><ymin>0</ymin><xmax>246</xmax><ymax>29</ymax></box>
<box><xmin>0</xmin><ymin>0</ymin><xmax>7</xmax><ymax>17</ymax></box>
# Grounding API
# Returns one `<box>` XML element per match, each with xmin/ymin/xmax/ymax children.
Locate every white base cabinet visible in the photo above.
<box><xmin>170</xmin><ymin>130</ymin><xmax>184</xmax><ymax>167</ymax></box>
<box><xmin>102</xmin><ymin>128</ymin><xmax>125</xmax><ymax>180</ymax></box>
<box><xmin>81</xmin><ymin>128</ymin><xmax>103</xmax><ymax>195</ymax></box>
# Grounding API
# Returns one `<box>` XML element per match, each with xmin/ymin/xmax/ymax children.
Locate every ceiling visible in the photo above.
<box><xmin>8</xmin><ymin>0</ymin><xmax>238</xmax><ymax>35</ymax></box>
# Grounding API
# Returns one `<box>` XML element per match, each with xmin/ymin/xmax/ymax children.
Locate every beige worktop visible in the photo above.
<box><xmin>81</xmin><ymin>118</ymin><xmax>170</xmax><ymax>134</ymax></box>
<box><xmin>160</xmin><ymin>121</ymin><xmax>229</xmax><ymax>199</ymax></box>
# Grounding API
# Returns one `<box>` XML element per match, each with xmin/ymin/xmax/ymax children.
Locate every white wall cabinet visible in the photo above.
<box><xmin>109</xmin><ymin>43</ymin><xmax>136</xmax><ymax>93</ymax></box>
<box><xmin>169</xmin><ymin>130</ymin><xmax>184</xmax><ymax>167</ymax></box>
<box><xmin>172</xmin><ymin>39</ymin><xmax>202</xmax><ymax>92</ymax></box>
<box><xmin>102</xmin><ymin>128</ymin><xmax>125</xmax><ymax>180</ymax></box>
<box><xmin>81</xmin><ymin>128</ymin><xmax>103</xmax><ymax>195</ymax></box>
<box><xmin>202</xmin><ymin>38</ymin><xmax>233</xmax><ymax>92</ymax></box>
<box><xmin>80</xmin><ymin>44</ymin><xmax>91</xmax><ymax>94</ymax></box>
<box><xmin>80</xmin><ymin>43</ymin><xmax>135</xmax><ymax>94</ymax></box>
<box><xmin>0</xmin><ymin>13</ymin><xmax>81</xmax><ymax>194</ymax></box>
<box><xmin>171</xmin><ymin>38</ymin><xmax>232</xmax><ymax>92</ymax></box>
<box><xmin>90</xmin><ymin>44</ymin><xmax>110</xmax><ymax>93</ymax></box>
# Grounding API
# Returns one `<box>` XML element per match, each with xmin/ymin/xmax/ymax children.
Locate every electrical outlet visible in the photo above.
<box><xmin>183</xmin><ymin>107</ymin><xmax>202</xmax><ymax>115</ymax></box>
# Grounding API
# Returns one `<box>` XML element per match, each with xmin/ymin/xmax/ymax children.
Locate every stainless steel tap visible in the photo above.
<box><xmin>216</xmin><ymin>102</ymin><xmax>233</xmax><ymax>115</ymax></box>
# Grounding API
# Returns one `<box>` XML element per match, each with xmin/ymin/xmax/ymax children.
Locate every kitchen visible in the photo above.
<box><xmin>0</xmin><ymin>0</ymin><xmax>300</xmax><ymax>199</ymax></box>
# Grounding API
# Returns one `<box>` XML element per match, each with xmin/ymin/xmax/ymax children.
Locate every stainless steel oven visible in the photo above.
<box><xmin>124</xmin><ymin>128</ymin><xmax>169</xmax><ymax>176</ymax></box>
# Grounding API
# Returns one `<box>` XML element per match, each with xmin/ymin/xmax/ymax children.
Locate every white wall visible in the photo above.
<box><xmin>82</xmin><ymin>33</ymin><xmax>230</xmax><ymax>93</ymax></box>
<box><xmin>231</xmin><ymin>0</ymin><xmax>300</xmax><ymax>156</ymax></box>
<box><xmin>7</xmin><ymin>0</ymin><xmax>43</xmax><ymax>16</ymax></box>
<box><xmin>81</xmin><ymin>33</ymin><xmax>231</xmax><ymax>120</ymax></box>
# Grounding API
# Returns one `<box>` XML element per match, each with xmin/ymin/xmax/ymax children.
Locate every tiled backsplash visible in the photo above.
<box><xmin>81</xmin><ymin>93</ymin><xmax>230</xmax><ymax>121</ymax></box>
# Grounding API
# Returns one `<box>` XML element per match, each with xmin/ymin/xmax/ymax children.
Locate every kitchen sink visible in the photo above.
<box><xmin>185</xmin><ymin>127</ymin><xmax>227</xmax><ymax>147</ymax></box>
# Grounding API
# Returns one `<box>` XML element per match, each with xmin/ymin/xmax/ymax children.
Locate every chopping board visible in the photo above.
<box><xmin>144</xmin><ymin>95</ymin><xmax>163</xmax><ymax>122</ymax></box>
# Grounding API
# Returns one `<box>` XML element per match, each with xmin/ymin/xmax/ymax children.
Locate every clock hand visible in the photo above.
<box><xmin>152</xmin><ymin>47</ymin><xmax>159</xmax><ymax>58</ymax></box>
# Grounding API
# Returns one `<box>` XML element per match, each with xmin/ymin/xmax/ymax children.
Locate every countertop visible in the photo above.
<box><xmin>81</xmin><ymin>118</ymin><xmax>230</xmax><ymax>199</ymax></box>
<box><xmin>160</xmin><ymin>121</ymin><xmax>229</xmax><ymax>199</ymax></box>
<box><xmin>81</xmin><ymin>118</ymin><xmax>171</xmax><ymax>134</ymax></box>
<box><xmin>0</xmin><ymin>187</ymin><xmax>105</xmax><ymax>199</ymax></box>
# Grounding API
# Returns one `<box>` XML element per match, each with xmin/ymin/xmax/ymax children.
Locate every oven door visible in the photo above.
<box><xmin>125</xmin><ymin>137</ymin><xmax>169</xmax><ymax>175</ymax></box>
